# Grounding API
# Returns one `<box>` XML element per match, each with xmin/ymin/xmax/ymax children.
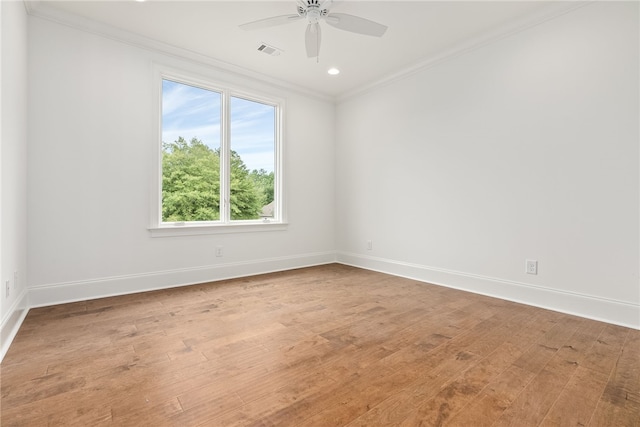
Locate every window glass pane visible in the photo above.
<box><xmin>229</xmin><ymin>96</ymin><xmax>276</xmax><ymax>220</ymax></box>
<box><xmin>161</xmin><ymin>79</ymin><xmax>221</xmax><ymax>222</ymax></box>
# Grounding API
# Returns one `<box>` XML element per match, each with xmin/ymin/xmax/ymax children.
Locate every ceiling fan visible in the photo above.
<box><xmin>239</xmin><ymin>0</ymin><xmax>388</xmax><ymax>59</ymax></box>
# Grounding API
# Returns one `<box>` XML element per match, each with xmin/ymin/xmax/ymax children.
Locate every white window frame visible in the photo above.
<box><xmin>149</xmin><ymin>66</ymin><xmax>286</xmax><ymax>237</ymax></box>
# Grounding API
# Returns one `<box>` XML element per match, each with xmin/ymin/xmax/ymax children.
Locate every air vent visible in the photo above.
<box><xmin>257</xmin><ymin>43</ymin><xmax>282</xmax><ymax>56</ymax></box>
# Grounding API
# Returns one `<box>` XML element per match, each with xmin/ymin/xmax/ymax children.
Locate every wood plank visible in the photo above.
<box><xmin>539</xmin><ymin>367</ymin><xmax>609</xmax><ymax>427</ymax></box>
<box><xmin>589</xmin><ymin>329</ymin><xmax>640</xmax><ymax>426</ymax></box>
<box><xmin>447</xmin><ymin>364</ymin><xmax>535</xmax><ymax>426</ymax></box>
<box><xmin>395</xmin><ymin>306</ymin><xmax>554</xmax><ymax>426</ymax></box>
<box><xmin>537</xmin><ymin>320</ymin><xmax>615</xmax><ymax>427</ymax></box>
<box><xmin>1</xmin><ymin>264</ymin><xmax>637</xmax><ymax>427</ymax></box>
<box><xmin>491</xmin><ymin>317</ymin><xmax>609</xmax><ymax>426</ymax></box>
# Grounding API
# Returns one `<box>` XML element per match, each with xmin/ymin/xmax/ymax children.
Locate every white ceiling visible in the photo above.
<box><xmin>30</xmin><ymin>1</ymin><xmax>570</xmax><ymax>99</ymax></box>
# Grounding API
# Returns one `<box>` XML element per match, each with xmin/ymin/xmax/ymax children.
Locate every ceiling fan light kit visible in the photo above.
<box><xmin>240</xmin><ymin>0</ymin><xmax>387</xmax><ymax>59</ymax></box>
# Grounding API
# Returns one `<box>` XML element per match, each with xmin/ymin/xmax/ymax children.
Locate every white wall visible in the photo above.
<box><xmin>2</xmin><ymin>2</ymin><xmax>638</xmax><ymax>364</ymax></box>
<box><xmin>336</xmin><ymin>2</ymin><xmax>639</xmax><ymax>328</ymax></box>
<box><xmin>1</xmin><ymin>0</ymin><xmax>30</xmax><ymax>357</ymax></box>
<box><xmin>26</xmin><ymin>16</ymin><xmax>336</xmax><ymax>306</ymax></box>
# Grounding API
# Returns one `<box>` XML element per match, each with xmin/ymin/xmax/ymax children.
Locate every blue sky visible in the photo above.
<box><xmin>162</xmin><ymin>79</ymin><xmax>275</xmax><ymax>172</ymax></box>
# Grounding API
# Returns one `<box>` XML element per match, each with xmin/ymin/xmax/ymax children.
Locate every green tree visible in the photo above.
<box><xmin>249</xmin><ymin>169</ymin><xmax>275</xmax><ymax>208</ymax></box>
<box><xmin>162</xmin><ymin>137</ymin><xmax>264</xmax><ymax>222</ymax></box>
<box><xmin>162</xmin><ymin>137</ymin><xmax>220</xmax><ymax>222</ymax></box>
<box><xmin>229</xmin><ymin>150</ymin><xmax>262</xmax><ymax>220</ymax></box>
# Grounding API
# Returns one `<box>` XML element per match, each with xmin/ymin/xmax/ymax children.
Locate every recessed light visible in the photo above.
<box><xmin>327</xmin><ymin>68</ymin><xmax>340</xmax><ymax>75</ymax></box>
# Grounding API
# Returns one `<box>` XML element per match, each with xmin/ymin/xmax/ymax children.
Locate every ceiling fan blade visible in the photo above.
<box><xmin>305</xmin><ymin>23</ymin><xmax>321</xmax><ymax>58</ymax></box>
<box><xmin>239</xmin><ymin>14</ymin><xmax>302</xmax><ymax>31</ymax></box>
<box><xmin>325</xmin><ymin>13</ymin><xmax>387</xmax><ymax>37</ymax></box>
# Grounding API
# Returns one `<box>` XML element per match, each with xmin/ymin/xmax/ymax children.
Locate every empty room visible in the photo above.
<box><xmin>1</xmin><ymin>0</ymin><xmax>638</xmax><ymax>425</ymax></box>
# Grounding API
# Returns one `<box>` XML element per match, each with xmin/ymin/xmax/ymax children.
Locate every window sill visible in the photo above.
<box><xmin>149</xmin><ymin>221</ymin><xmax>288</xmax><ymax>237</ymax></box>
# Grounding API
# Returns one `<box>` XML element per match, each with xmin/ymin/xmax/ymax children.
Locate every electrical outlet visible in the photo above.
<box><xmin>5</xmin><ymin>280</ymin><xmax>10</xmax><ymax>298</ymax></box>
<box><xmin>367</xmin><ymin>240</ymin><xmax>373</xmax><ymax>251</ymax></box>
<box><xmin>526</xmin><ymin>259</ymin><xmax>538</xmax><ymax>275</ymax></box>
<box><xmin>216</xmin><ymin>246</ymin><xmax>224</xmax><ymax>257</ymax></box>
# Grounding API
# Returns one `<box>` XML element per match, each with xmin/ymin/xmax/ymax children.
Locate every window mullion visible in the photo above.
<box><xmin>220</xmin><ymin>92</ymin><xmax>231</xmax><ymax>224</ymax></box>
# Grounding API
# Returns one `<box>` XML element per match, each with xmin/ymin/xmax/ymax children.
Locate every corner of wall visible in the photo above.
<box><xmin>0</xmin><ymin>0</ymin><xmax>32</xmax><ymax>363</ymax></box>
<box><xmin>0</xmin><ymin>289</ymin><xmax>29</xmax><ymax>362</ymax></box>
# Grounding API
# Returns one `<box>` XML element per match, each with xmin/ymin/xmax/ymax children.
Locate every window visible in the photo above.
<box><xmin>150</xmin><ymin>69</ymin><xmax>284</xmax><ymax>236</ymax></box>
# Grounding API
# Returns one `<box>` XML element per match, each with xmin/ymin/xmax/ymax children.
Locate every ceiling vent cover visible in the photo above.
<box><xmin>257</xmin><ymin>43</ymin><xmax>282</xmax><ymax>56</ymax></box>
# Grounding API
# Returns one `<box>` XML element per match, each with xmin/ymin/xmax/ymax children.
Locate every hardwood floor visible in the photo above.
<box><xmin>1</xmin><ymin>264</ymin><xmax>638</xmax><ymax>426</ymax></box>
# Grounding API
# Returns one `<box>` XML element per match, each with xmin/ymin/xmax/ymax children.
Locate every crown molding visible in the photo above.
<box><xmin>24</xmin><ymin>1</ymin><xmax>334</xmax><ymax>103</ymax></box>
<box><xmin>337</xmin><ymin>1</ymin><xmax>593</xmax><ymax>103</ymax></box>
<box><xmin>23</xmin><ymin>0</ymin><xmax>40</xmax><ymax>15</ymax></box>
<box><xmin>23</xmin><ymin>1</ymin><xmax>596</xmax><ymax>105</ymax></box>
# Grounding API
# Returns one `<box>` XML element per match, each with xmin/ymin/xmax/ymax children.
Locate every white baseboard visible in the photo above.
<box><xmin>1</xmin><ymin>289</ymin><xmax>30</xmax><ymax>362</ymax></box>
<box><xmin>28</xmin><ymin>251</ymin><xmax>336</xmax><ymax>309</ymax></box>
<box><xmin>3</xmin><ymin>250</ymin><xmax>637</xmax><ymax>363</ymax></box>
<box><xmin>337</xmin><ymin>252</ymin><xmax>640</xmax><ymax>330</ymax></box>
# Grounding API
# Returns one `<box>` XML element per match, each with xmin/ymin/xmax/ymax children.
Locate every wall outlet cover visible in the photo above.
<box><xmin>526</xmin><ymin>259</ymin><xmax>538</xmax><ymax>275</ymax></box>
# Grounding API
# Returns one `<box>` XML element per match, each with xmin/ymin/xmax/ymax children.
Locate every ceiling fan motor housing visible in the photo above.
<box><xmin>298</xmin><ymin>0</ymin><xmax>329</xmax><ymax>24</ymax></box>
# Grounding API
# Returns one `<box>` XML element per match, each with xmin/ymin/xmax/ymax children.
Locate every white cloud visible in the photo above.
<box><xmin>162</xmin><ymin>80</ymin><xmax>275</xmax><ymax>170</ymax></box>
